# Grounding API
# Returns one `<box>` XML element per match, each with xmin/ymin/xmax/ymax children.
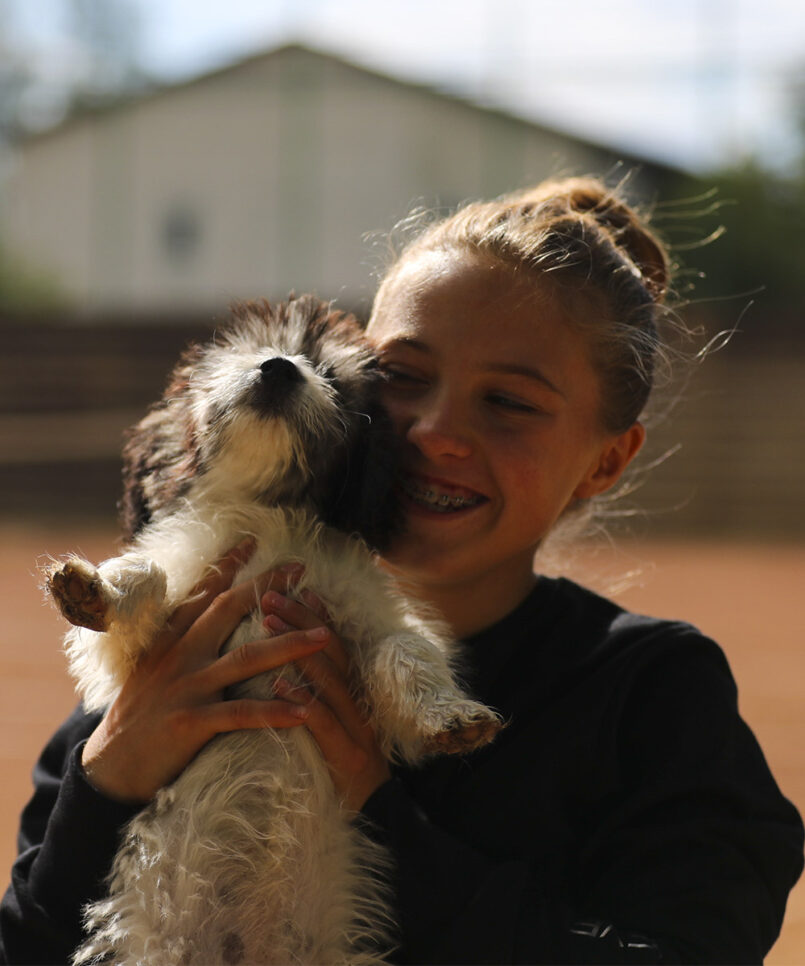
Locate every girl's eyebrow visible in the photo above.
<box><xmin>485</xmin><ymin>362</ymin><xmax>566</xmax><ymax>399</ymax></box>
<box><xmin>380</xmin><ymin>337</ymin><xmax>565</xmax><ymax>399</ymax></box>
<box><xmin>380</xmin><ymin>336</ymin><xmax>428</xmax><ymax>353</ymax></box>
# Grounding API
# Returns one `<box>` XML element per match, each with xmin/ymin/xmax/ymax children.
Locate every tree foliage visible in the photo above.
<box><xmin>660</xmin><ymin>86</ymin><xmax>805</xmax><ymax>344</ymax></box>
<box><xmin>0</xmin><ymin>244</ymin><xmax>67</xmax><ymax>312</ymax></box>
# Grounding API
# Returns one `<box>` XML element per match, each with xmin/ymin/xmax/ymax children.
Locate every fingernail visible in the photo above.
<box><xmin>279</xmin><ymin>562</ymin><xmax>304</xmax><ymax>575</ymax></box>
<box><xmin>264</xmin><ymin>591</ymin><xmax>287</xmax><ymax>610</ymax></box>
<box><xmin>264</xmin><ymin>614</ymin><xmax>291</xmax><ymax>633</ymax></box>
<box><xmin>305</xmin><ymin>627</ymin><xmax>329</xmax><ymax>642</ymax></box>
<box><xmin>290</xmin><ymin>705</ymin><xmax>309</xmax><ymax>719</ymax></box>
<box><xmin>233</xmin><ymin>536</ymin><xmax>256</xmax><ymax>558</ymax></box>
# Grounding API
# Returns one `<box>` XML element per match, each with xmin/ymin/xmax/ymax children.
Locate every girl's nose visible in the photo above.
<box><xmin>404</xmin><ymin>399</ymin><xmax>473</xmax><ymax>460</ymax></box>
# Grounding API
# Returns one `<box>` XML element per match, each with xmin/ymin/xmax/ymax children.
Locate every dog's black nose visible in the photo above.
<box><xmin>252</xmin><ymin>356</ymin><xmax>304</xmax><ymax>415</ymax></box>
<box><xmin>260</xmin><ymin>357</ymin><xmax>303</xmax><ymax>384</ymax></box>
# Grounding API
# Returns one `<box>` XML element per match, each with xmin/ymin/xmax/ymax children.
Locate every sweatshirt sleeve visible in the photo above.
<box><xmin>360</xmin><ymin>635</ymin><xmax>804</xmax><ymax>965</ymax></box>
<box><xmin>581</xmin><ymin>634</ymin><xmax>805</xmax><ymax>964</ymax></box>
<box><xmin>0</xmin><ymin>706</ymin><xmax>141</xmax><ymax>966</ymax></box>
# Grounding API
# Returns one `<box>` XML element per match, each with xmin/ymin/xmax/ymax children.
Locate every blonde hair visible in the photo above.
<box><xmin>375</xmin><ymin>176</ymin><xmax>671</xmax><ymax>435</ymax></box>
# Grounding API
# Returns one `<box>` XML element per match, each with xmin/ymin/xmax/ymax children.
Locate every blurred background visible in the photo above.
<box><xmin>0</xmin><ymin>0</ymin><xmax>803</xmax><ymax>960</ymax></box>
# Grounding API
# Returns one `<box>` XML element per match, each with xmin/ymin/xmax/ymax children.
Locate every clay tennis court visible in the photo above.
<box><xmin>2</xmin><ymin>522</ymin><xmax>803</xmax><ymax>962</ymax></box>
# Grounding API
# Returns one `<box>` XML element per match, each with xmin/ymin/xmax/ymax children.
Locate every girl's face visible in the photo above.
<box><xmin>367</xmin><ymin>248</ymin><xmax>644</xmax><ymax>611</ymax></box>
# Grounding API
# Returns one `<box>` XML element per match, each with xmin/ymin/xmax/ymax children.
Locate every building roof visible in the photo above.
<box><xmin>18</xmin><ymin>40</ymin><xmax>680</xmax><ymax>178</ymax></box>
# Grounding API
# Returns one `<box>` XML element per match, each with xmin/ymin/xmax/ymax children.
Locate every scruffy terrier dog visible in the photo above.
<box><xmin>46</xmin><ymin>296</ymin><xmax>502</xmax><ymax>966</ymax></box>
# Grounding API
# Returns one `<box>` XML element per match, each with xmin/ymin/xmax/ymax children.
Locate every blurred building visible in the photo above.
<box><xmin>0</xmin><ymin>43</ymin><xmax>674</xmax><ymax>316</ymax></box>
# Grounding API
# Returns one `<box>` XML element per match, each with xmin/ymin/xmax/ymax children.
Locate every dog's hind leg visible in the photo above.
<box><xmin>365</xmin><ymin>632</ymin><xmax>503</xmax><ymax>763</ymax></box>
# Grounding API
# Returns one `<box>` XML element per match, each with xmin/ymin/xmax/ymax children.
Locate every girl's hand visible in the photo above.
<box><xmin>82</xmin><ymin>541</ymin><xmax>329</xmax><ymax>804</ymax></box>
<box><xmin>261</xmin><ymin>586</ymin><xmax>391</xmax><ymax>812</ymax></box>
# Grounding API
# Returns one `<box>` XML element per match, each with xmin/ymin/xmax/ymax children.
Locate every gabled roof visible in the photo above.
<box><xmin>18</xmin><ymin>41</ymin><xmax>680</xmax><ymax>176</ymax></box>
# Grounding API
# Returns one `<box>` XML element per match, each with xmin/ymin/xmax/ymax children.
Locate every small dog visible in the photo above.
<box><xmin>46</xmin><ymin>296</ymin><xmax>502</xmax><ymax>966</ymax></box>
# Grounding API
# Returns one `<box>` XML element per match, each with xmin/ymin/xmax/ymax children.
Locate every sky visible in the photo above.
<box><xmin>5</xmin><ymin>0</ymin><xmax>805</xmax><ymax>172</ymax></box>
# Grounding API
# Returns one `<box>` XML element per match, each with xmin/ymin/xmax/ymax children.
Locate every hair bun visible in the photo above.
<box><xmin>517</xmin><ymin>178</ymin><xmax>670</xmax><ymax>302</ymax></box>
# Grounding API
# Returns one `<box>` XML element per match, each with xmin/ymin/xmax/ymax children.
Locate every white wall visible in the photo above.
<box><xmin>1</xmin><ymin>47</ymin><xmax>647</xmax><ymax>317</ymax></box>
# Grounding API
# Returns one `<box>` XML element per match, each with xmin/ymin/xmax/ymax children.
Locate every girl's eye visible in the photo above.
<box><xmin>380</xmin><ymin>365</ymin><xmax>426</xmax><ymax>386</ymax></box>
<box><xmin>486</xmin><ymin>393</ymin><xmax>541</xmax><ymax>414</ymax></box>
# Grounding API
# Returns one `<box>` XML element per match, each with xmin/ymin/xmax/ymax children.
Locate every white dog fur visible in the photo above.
<box><xmin>47</xmin><ymin>296</ymin><xmax>502</xmax><ymax>966</ymax></box>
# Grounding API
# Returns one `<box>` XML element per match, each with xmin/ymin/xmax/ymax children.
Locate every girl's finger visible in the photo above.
<box><xmin>262</xmin><ymin>591</ymin><xmax>322</xmax><ymax>630</ymax></box>
<box><xmin>167</xmin><ymin>556</ymin><xmax>301</xmax><ymax>655</ymax></box>
<box><xmin>264</xmin><ymin>613</ymin><xmax>293</xmax><ymax>636</ymax></box>
<box><xmin>321</xmin><ymin>632</ymin><xmax>351</xmax><ymax>678</ymax></box>
<box><xmin>277</xmin><ymin>682</ymin><xmax>370</xmax><ymax>783</ymax></box>
<box><xmin>272</xmin><ymin>676</ymin><xmax>314</xmax><ymax>706</ymax></box>
<box><xmin>163</xmin><ymin>537</ymin><xmax>256</xmax><ymax>641</ymax></box>
<box><xmin>177</xmin><ymin>570</ymin><xmax>306</xmax><ymax>662</ymax></box>
<box><xmin>194</xmin><ymin>629</ymin><xmax>330</xmax><ymax>692</ymax></box>
<box><xmin>262</xmin><ymin>592</ymin><xmax>351</xmax><ymax>676</ymax></box>
<box><xmin>299</xmin><ymin>588</ymin><xmax>330</xmax><ymax>622</ymax></box>
<box><xmin>293</xmin><ymin>652</ymin><xmax>372</xmax><ymax>744</ymax></box>
<box><xmin>196</xmin><ymin>697</ymin><xmax>311</xmax><ymax>737</ymax></box>
<box><xmin>274</xmin><ymin>673</ymin><xmax>390</xmax><ymax>812</ymax></box>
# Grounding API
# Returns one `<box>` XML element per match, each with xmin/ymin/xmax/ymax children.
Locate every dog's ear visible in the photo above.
<box><xmin>119</xmin><ymin>345</ymin><xmax>203</xmax><ymax>541</ymax></box>
<box><xmin>318</xmin><ymin>400</ymin><xmax>402</xmax><ymax>553</ymax></box>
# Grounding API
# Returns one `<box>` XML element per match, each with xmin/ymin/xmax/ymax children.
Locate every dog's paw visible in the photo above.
<box><xmin>420</xmin><ymin>701</ymin><xmax>504</xmax><ymax>755</ymax></box>
<box><xmin>46</xmin><ymin>557</ymin><xmax>111</xmax><ymax>632</ymax></box>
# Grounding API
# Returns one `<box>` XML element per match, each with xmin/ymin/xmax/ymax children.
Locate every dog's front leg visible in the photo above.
<box><xmin>47</xmin><ymin>551</ymin><xmax>170</xmax><ymax>710</ymax></box>
<box><xmin>47</xmin><ymin>551</ymin><xmax>167</xmax><ymax>651</ymax></box>
<box><xmin>365</xmin><ymin>633</ymin><xmax>503</xmax><ymax>764</ymax></box>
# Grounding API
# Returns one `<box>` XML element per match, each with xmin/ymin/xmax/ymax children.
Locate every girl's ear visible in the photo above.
<box><xmin>573</xmin><ymin>422</ymin><xmax>646</xmax><ymax>500</ymax></box>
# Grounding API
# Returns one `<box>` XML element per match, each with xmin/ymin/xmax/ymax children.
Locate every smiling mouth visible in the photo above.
<box><xmin>400</xmin><ymin>475</ymin><xmax>487</xmax><ymax>514</ymax></box>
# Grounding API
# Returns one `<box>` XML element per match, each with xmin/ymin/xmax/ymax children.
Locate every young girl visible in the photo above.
<box><xmin>1</xmin><ymin>178</ymin><xmax>802</xmax><ymax>965</ymax></box>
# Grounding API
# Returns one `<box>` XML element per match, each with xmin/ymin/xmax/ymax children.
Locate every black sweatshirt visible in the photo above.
<box><xmin>2</xmin><ymin>576</ymin><xmax>803</xmax><ymax>965</ymax></box>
